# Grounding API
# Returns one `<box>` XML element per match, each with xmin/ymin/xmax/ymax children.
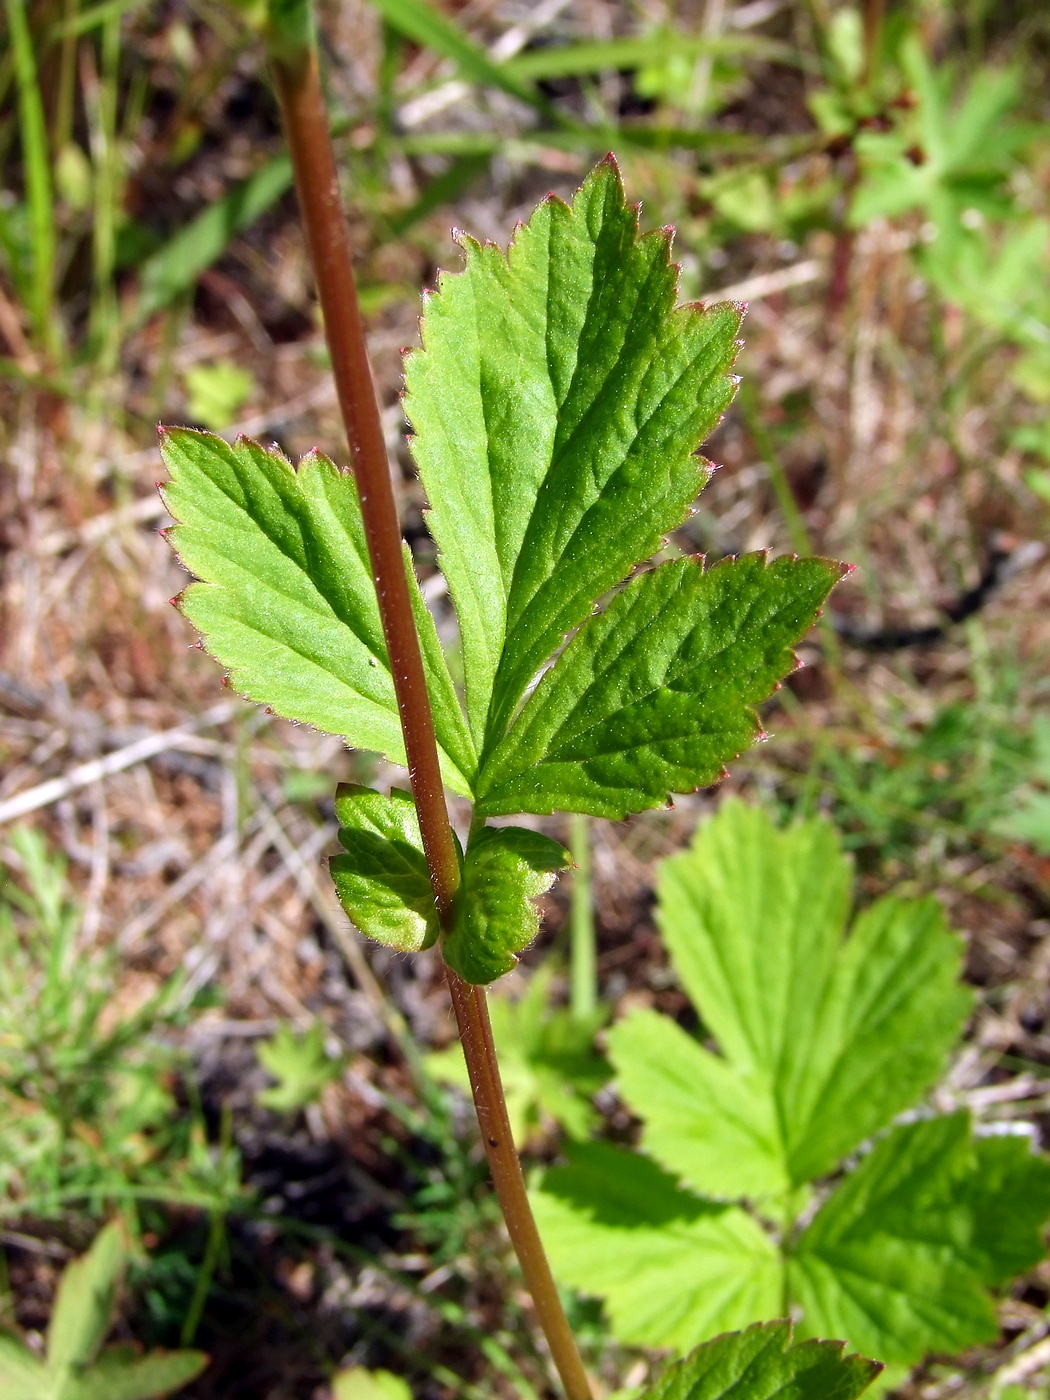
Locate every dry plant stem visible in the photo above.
<box><xmin>270</xmin><ymin>43</ymin><xmax>592</xmax><ymax>1400</ymax></box>
<box><xmin>270</xmin><ymin>46</ymin><xmax>460</xmax><ymax>912</ymax></box>
<box><xmin>445</xmin><ymin>968</ymin><xmax>593</xmax><ymax>1400</ymax></box>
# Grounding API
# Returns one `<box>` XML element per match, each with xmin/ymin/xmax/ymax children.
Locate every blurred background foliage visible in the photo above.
<box><xmin>1</xmin><ymin>0</ymin><xmax>1050</xmax><ymax>1397</ymax></box>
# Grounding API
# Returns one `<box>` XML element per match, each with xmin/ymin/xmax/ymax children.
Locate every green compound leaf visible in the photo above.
<box><xmin>788</xmin><ymin>1113</ymin><xmax>1050</xmax><ymax>1363</ymax></box>
<box><xmin>329</xmin><ymin>786</ymin><xmax>439</xmax><ymax>952</ymax></box>
<box><xmin>642</xmin><ymin>1321</ymin><xmax>881</xmax><ymax>1400</ymax></box>
<box><xmin>632</xmin><ymin>800</ymin><xmax>973</xmax><ymax>1195</ymax></box>
<box><xmin>476</xmin><ymin>555</ymin><xmax>845</xmax><ymax>819</ymax></box>
<box><xmin>532</xmin><ymin>1142</ymin><xmax>782</xmax><ymax>1352</ymax></box>
<box><xmin>404</xmin><ymin>156</ymin><xmax>744</xmax><ymax>752</ymax></box>
<box><xmin>442</xmin><ymin>827</ymin><xmax>569</xmax><ymax>984</ymax></box>
<box><xmin>535</xmin><ymin>804</ymin><xmax>1043</xmax><ymax>1366</ymax></box>
<box><xmin>160</xmin><ymin>429</ymin><xmax>475</xmax><ymax>795</ymax></box>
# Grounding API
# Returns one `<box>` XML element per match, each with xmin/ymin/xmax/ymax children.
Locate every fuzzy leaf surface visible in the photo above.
<box><xmin>642</xmin><ymin>1321</ymin><xmax>880</xmax><ymax>1400</ymax></box>
<box><xmin>404</xmin><ymin>157</ymin><xmax>743</xmax><ymax>750</ymax></box>
<box><xmin>532</xmin><ymin>1143</ymin><xmax>782</xmax><ymax>1352</ymax></box>
<box><xmin>442</xmin><ymin>827</ymin><xmax>568</xmax><ymax>983</ymax></box>
<box><xmin>160</xmin><ymin>429</ymin><xmax>475</xmax><ymax>794</ymax></box>
<box><xmin>626</xmin><ymin>801</ymin><xmax>972</xmax><ymax>1195</ymax></box>
<box><xmin>329</xmin><ymin>786</ymin><xmax>438</xmax><ymax>952</ymax></box>
<box><xmin>788</xmin><ymin>1113</ymin><xmax>1050</xmax><ymax>1363</ymax></box>
<box><xmin>476</xmin><ymin>556</ymin><xmax>844</xmax><ymax>818</ymax></box>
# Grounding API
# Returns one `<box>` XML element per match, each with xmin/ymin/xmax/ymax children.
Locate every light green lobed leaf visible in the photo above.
<box><xmin>640</xmin><ymin>800</ymin><xmax>973</xmax><ymax>1193</ymax></box>
<box><xmin>789</xmin><ymin>1113</ymin><xmax>1050</xmax><ymax>1363</ymax></box>
<box><xmin>533</xmin><ymin>1142</ymin><xmax>782</xmax><ymax>1353</ymax></box>
<box><xmin>329</xmin><ymin>785</ymin><xmax>439</xmax><ymax>952</ymax></box>
<box><xmin>535</xmin><ymin>803</ymin><xmax>1050</xmax><ymax>1364</ymax></box>
<box><xmin>535</xmin><ymin>1109</ymin><xmax>1050</xmax><ymax>1366</ymax></box>
<box><xmin>642</xmin><ymin>1321</ymin><xmax>881</xmax><ymax>1400</ymax></box>
<box><xmin>443</xmin><ymin>827</ymin><xmax>569</xmax><ymax>983</ymax></box>
<box><xmin>476</xmin><ymin>555</ymin><xmax>845</xmax><ymax>819</ymax></box>
<box><xmin>610</xmin><ymin>1008</ymin><xmax>789</xmax><ymax>1200</ymax></box>
<box><xmin>160</xmin><ymin>429</ymin><xmax>475</xmax><ymax>794</ymax></box>
<box><xmin>404</xmin><ymin>156</ymin><xmax>744</xmax><ymax>753</ymax></box>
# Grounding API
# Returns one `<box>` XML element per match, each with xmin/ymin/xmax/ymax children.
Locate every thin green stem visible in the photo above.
<box><xmin>268</xmin><ymin>30</ymin><xmax>591</xmax><ymax>1400</ymax></box>
<box><xmin>737</xmin><ymin>380</ymin><xmax>812</xmax><ymax>559</ymax></box>
<box><xmin>569</xmin><ymin>814</ymin><xmax>596</xmax><ymax>1022</ymax></box>
<box><xmin>5</xmin><ymin>0</ymin><xmax>60</xmax><ymax>360</ymax></box>
<box><xmin>737</xmin><ymin>381</ymin><xmax>848</xmax><ymax>681</ymax></box>
<box><xmin>84</xmin><ymin>11</ymin><xmax>122</xmax><ymax>375</ymax></box>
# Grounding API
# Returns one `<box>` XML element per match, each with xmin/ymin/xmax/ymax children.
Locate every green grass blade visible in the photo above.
<box><xmin>364</xmin><ymin>0</ymin><xmax>541</xmax><ymax>108</ymax></box>
<box><xmin>5</xmin><ymin>0</ymin><xmax>60</xmax><ymax>358</ymax></box>
<box><xmin>502</xmin><ymin>32</ymin><xmax>796</xmax><ymax>83</ymax></box>
<box><xmin>135</xmin><ymin>155</ymin><xmax>293</xmax><ymax>322</ymax></box>
<box><xmin>47</xmin><ymin>0</ymin><xmax>146</xmax><ymax>39</ymax></box>
<box><xmin>569</xmin><ymin>814</ymin><xmax>596</xmax><ymax>1021</ymax></box>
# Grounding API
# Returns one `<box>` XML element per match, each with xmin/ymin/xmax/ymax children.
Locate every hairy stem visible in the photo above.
<box><xmin>270</xmin><ymin>45</ymin><xmax>459</xmax><ymax>912</ymax></box>
<box><xmin>269</xmin><ymin>36</ymin><xmax>591</xmax><ymax>1400</ymax></box>
<box><xmin>446</xmin><ymin>968</ymin><xmax>592</xmax><ymax>1400</ymax></box>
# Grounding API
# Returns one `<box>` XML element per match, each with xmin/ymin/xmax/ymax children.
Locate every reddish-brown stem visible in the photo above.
<box><xmin>446</xmin><ymin>968</ymin><xmax>592</xmax><ymax>1400</ymax></box>
<box><xmin>269</xmin><ymin>41</ymin><xmax>591</xmax><ymax>1400</ymax></box>
<box><xmin>270</xmin><ymin>47</ymin><xmax>460</xmax><ymax>914</ymax></box>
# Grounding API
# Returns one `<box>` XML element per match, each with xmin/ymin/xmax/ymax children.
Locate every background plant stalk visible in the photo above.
<box><xmin>268</xmin><ymin>40</ymin><xmax>592</xmax><ymax>1400</ymax></box>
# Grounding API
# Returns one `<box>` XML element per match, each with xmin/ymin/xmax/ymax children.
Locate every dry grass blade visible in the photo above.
<box><xmin>0</xmin><ymin>701</ymin><xmax>241</xmax><ymax>825</ymax></box>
